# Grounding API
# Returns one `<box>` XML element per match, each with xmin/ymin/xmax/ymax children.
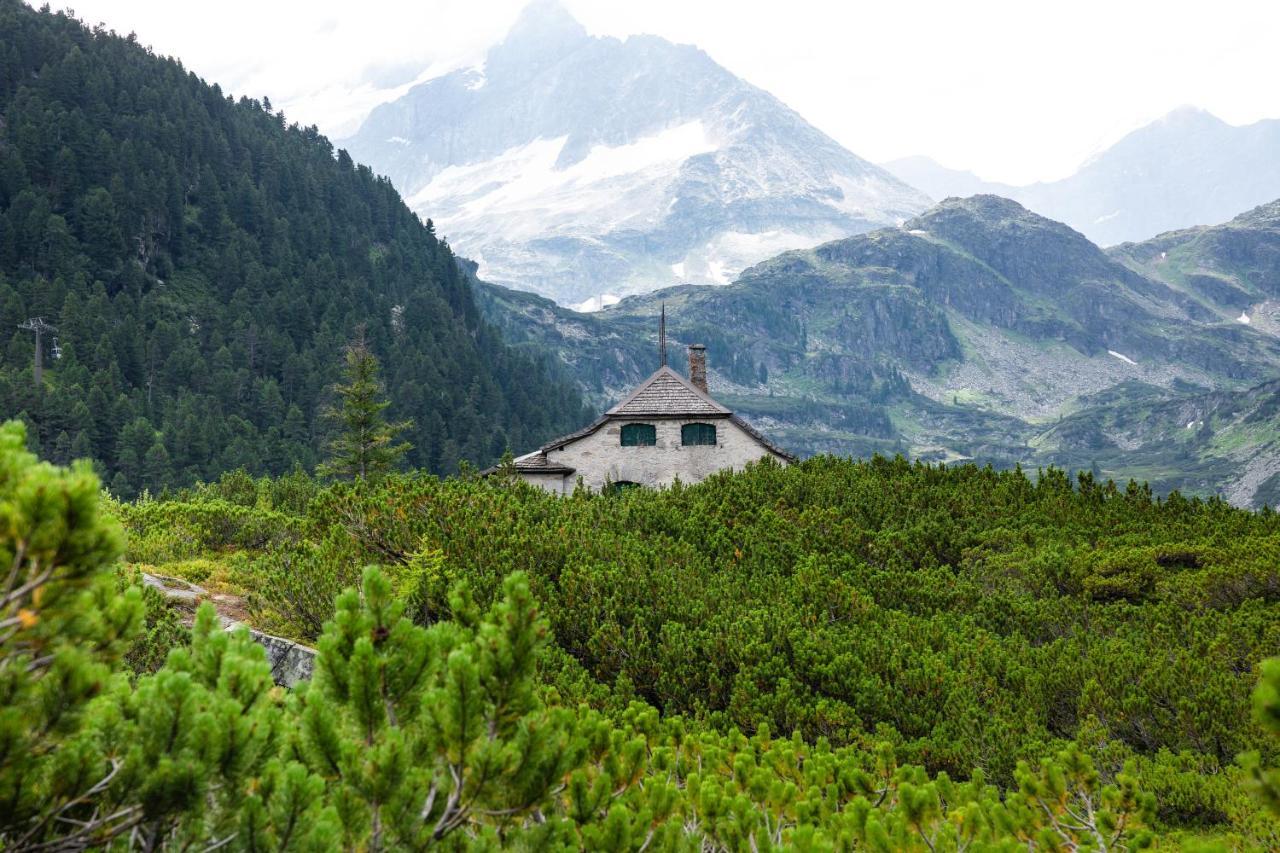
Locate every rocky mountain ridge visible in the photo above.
<box><xmin>476</xmin><ymin>195</ymin><xmax>1280</xmax><ymax>505</ymax></box>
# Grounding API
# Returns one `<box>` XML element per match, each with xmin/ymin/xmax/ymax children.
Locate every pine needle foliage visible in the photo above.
<box><xmin>1250</xmin><ymin>658</ymin><xmax>1280</xmax><ymax>816</ymax></box>
<box><xmin>317</xmin><ymin>332</ymin><xmax>412</xmax><ymax>482</ymax></box>
<box><xmin>4</xmin><ymin>425</ymin><xmax>1276</xmax><ymax>847</ymax></box>
<box><xmin>291</xmin><ymin>568</ymin><xmax>583</xmax><ymax>849</ymax></box>
<box><xmin>0</xmin><ymin>419</ymin><xmax>139</xmax><ymax>847</ymax></box>
<box><xmin>0</xmin><ymin>420</ymin><xmax>309</xmax><ymax>849</ymax></box>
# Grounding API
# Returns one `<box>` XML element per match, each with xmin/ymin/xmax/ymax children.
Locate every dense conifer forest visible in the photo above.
<box><xmin>0</xmin><ymin>0</ymin><xmax>588</xmax><ymax>497</ymax></box>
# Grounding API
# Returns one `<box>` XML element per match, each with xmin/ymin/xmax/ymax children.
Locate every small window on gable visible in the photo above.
<box><xmin>682</xmin><ymin>422</ymin><xmax>717</xmax><ymax>446</ymax></box>
<box><xmin>605</xmin><ymin>480</ymin><xmax>642</xmax><ymax>495</ymax></box>
<box><xmin>620</xmin><ymin>423</ymin><xmax>656</xmax><ymax>446</ymax></box>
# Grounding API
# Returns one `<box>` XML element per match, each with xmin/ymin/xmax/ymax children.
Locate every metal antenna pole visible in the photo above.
<box><xmin>18</xmin><ymin>318</ymin><xmax>57</xmax><ymax>386</ymax></box>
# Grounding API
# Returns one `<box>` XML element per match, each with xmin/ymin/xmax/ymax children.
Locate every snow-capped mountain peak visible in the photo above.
<box><xmin>344</xmin><ymin>1</ymin><xmax>928</xmax><ymax>304</ymax></box>
<box><xmin>488</xmin><ymin>0</ymin><xmax>589</xmax><ymax>72</ymax></box>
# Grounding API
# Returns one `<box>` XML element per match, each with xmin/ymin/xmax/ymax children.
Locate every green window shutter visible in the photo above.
<box><xmin>681</xmin><ymin>422</ymin><xmax>717</xmax><ymax>446</ymax></box>
<box><xmin>621</xmin><ymin>423</ymin><xmax>656</xmax><ymax>446</ymax></box>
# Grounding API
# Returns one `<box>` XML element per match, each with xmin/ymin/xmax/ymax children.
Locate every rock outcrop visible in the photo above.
<box><xmin>142</xmin><ymin>573</ymin><xmax>316</xmax><ymax>687</ymax></box>
<box><xmin>248</xmin><ymin>630</ymin><xmax>316</xmax><ymax>688</ymax></box>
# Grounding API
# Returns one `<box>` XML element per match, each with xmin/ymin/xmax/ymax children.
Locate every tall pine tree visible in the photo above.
<box><xmin>318</xmin><ymin>330</ymin><xmax>412</xmax><ymax>481</ymax></box>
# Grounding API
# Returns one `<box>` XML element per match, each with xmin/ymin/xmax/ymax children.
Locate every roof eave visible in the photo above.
<box><xmin>605</xmin><ymin>411</ymin><xmax>732</xmax><ymax>421</ymax></box>
<box><xmin>481</xmin><ymin>458</ymin><xmax>577</xmax><ymax>477</ymax></box>
<box><xmin>728</xmin><ymin>414</ymin><xmax>799</xmax><ymax>464</ymax></box>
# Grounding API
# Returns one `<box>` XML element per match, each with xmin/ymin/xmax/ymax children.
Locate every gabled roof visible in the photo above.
<box><xmin>606</xmin><ymin>365</ymin><xmax>731</xmax><ymax>417</ymax></box>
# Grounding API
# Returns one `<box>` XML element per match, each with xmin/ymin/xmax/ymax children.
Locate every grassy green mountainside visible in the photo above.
<box><xmin>1035</xmin><ymin>378</ymin><xmax>1280</xmax><ymax>507</ymax></box>
<box><xmin>477</xmin><ymin>196</ymin><xmax>1280</xmax><ymax>505</ymax></box>
<box><xmin>0</xmin><ymin>0</ymin><xmax>589</xmax><ymax>497</ymax></box>
<box><xmin>1112</xmin><ymin>199</ymin><xmax>1280</xmax><ymax>333</ymax></box>
<box><xmin>1029</xmin><ymin>201</ymin><xmax>1280</xmax><ymax>503</ymax></box>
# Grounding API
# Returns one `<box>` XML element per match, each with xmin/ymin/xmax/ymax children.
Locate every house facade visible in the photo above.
<box><xmin>495</xmin><ymin>344</ymin><xmax>794</xmax><ymax>494</ymax></box>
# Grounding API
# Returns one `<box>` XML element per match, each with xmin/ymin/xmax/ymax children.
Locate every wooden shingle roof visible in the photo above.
<box><xmin>606</xmin><ymin>366</ymin><xmax>731</xmax><ymax>417</ymax></box>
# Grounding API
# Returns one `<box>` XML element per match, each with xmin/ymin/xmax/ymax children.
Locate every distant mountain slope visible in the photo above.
<box><xmin>883</xmin><ymin>108</ymin><xmax>1280</xmax><ymax>247</ymax></box>
<box><xmin>1111</xmin><ymin>199</ymin><xmax>1280</xmax><ymax>330</ymax></box>
<box><xmin>477</xmin><ymin>195</ymin><xmax>1280</xmax><ymax>505</ymax></box>
<box><xmin>1035</xmin><ymin>378</ymin><xmax>1280</xmax><ymax>507</ymax></box>
<box><xmin>344</xmin><ymin>0</ymin><xmax>927</xmax><ymax>306</ymax></box>
<box><xmin>0</xmin><ymin>0</ymin><xmax>588</xmax><ymax>496</ymax></box>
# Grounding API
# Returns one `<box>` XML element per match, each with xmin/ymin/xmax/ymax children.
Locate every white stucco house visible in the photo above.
<box><xmin>491</xmin><ymin>343</ymin><xmax>794</xmax><ymax>494</ymax></box>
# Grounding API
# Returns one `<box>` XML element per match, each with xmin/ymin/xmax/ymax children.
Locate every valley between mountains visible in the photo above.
<box><xmin>478</xmin><ymin>195</ymin><xmax>1280</xmax><ymax>507</ymax></box>
<box><xmin>6</xmin><ymin>2</ymin><xmax>1280</xmax><ymax>850</ymax></box>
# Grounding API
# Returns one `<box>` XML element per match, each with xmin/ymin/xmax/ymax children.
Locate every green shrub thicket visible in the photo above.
<box><xmin>2</xmin><ymin>419</ymin><xmax>1205</xmax><ymax>849</ymax></box>
<box><xmin>118</xmin><ymin>455</ymin><xmax>1280</xmax><ymax>844</ymax></box>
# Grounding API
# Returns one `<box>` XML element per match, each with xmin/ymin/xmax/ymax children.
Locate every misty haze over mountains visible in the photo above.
<box><xmin>883</xmin><ymin>107</ymin><xmax>1280</xmax><ymax>247</ymax></box>
<box><xmin>332</xmin><ymin>0</ymin><xmax>1280</xmax><ymax>502</ymax></box>
<box><xmin>345</xmin><ymin>2</ymin><xmax>1280</xmax><ymax>310</ymax></box>
<box><xmin>343</xmin><ymin>0</ymin><xmax>927</xmax><ymax>307</ymax></box>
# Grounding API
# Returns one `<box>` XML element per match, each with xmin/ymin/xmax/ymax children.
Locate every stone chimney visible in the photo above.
<box><xmin>688</xmin><ymin>344</ymin><xmax>708</xmax><ymax>394</ymax></box>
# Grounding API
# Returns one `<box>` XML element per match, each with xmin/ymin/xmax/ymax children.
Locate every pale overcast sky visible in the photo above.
<box><xmin>42</xmin><ymin>0</ymin><xmax>1280</xmax><ymax>185</ymax></box>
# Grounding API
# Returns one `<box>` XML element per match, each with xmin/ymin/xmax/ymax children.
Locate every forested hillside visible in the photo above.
<box><xmin>0</xmin><ymin>0</ymin><xmax>588</xmax><ymax>496</ymax></box>
<box><xmin>116</xmin><ymin>451</ymin><xmax>1280</xmax><ymax>845</ymax></box>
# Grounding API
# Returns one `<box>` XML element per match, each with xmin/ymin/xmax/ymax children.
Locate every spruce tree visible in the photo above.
<box><xmin>318</xmin><ymin>331</ymin><xmax>412</xmax><ymax>481</ymax></box>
